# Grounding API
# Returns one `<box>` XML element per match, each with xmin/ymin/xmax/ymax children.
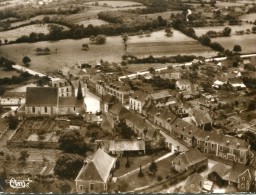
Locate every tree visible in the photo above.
<box><xmin>54</xmin><ymin>153</ymin><xmax>83</xmax><ymax>179</ymax></box>
<box><xmin>233</xmin><ymin>45</ymin><xmax>242</xmax><ymax>53</ymax></box>
<box><xmin>18</xmin><ymin>150</ymin><xmax>30</xmax><ymax>165</ymax></box>
<box><xmin>77</xmin><ymin>81</ymin><xmax>83</xmax><ymax>100</ymax></box>
<box><xmin>22</xmin><ymin>56</ymin><xmax>31</xmax><ymax>66</ymax></box>
<box><xmin>0</xmin><ymin>169</ymin><xmax>7</xmax><ymax>191</ymax></box>
<box><xmin>82</xmin><ymin>43</ymin><xmax>89</xmax><ymax>51</ymax></box>
<box><xmin>200</xmin><ymin>35</ymin><xmax>211</xmax><ymax>46</ymax></box>
<box><xmin>122</xmin><ymin>34</ymin><xmax>128</xmax><ymax>43</ymax></box>
<box><xmin>149</xmin><ymin>160</ymin><xmax>157</xmax><ymax>174</ymax></box>
<box><xmin>8</xmin><ymin>116</ymin><xmax>18</xmax><ymax>130</ymax></box>
<box><xmin>138</xmin><ymin>165</ymin><xmax>144</xmax><ymax>177</ymax></box>
<box><xmin>252</xmin><ymin>26</ymin><xmax>256</xmax><ymax>33</ymax></box>
<box><xmin>125</xmin><ymin>156</ymin><xmax>130</xmax><ymax>168</ymax></box>
<box><xmin>222</xmin><ymin>27</ymin><xmax>232</xmax><ymax>36</ymax></box>
<box><xmin>116</xmin><ymin>180</ymin><xmax>129</xmax><ymax>192</ymax></box>
<box><xmin>95</xmin><ymin>35</ymin><xmax>106</xmax><ymax>44</ymax></box>
<box><xmin>51</xmin><ymin>180</ymin><xmax>72</xmax><ymax>193</ymax></box>
<box><xmin>89</xmin><ymin>35</ymin><xmax>95</xmax><ymax>43</ymax></box>
<box><xmin>165</xmin><ymin>27</ymin><xmax>173</xmax><ymax>37</ymax></box>
<box><xmin>44</xmin><ymin>47</ymin><xmax>50</xmax><ymax>55</ymax></box>
<box><xmin>58</xmin><ymin>130</ymin><xmax>88</xmax><ymax>155</ymax></box>
<box><xmin>116</xmin><ymin>122</ymin><xmax>135</xmax><ymax>139</ymax></box>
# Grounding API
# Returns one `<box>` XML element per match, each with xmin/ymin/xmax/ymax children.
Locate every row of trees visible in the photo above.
<box><xmin>122</xmin><ymin>54</ymin><xmax>196</xmax><ymax>64</ymax></box>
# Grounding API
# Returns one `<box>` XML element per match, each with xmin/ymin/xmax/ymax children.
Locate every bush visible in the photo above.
<box><xmin>8</xmin><ymin>116</ymin><xmax>19</xmax><ymax>130</ymax></box>
<box><xmin>157</xmin><ymin>175</ymin><xmax>163</xmax><ymax>181</ymax></box>
<box><xmin>95</xmin><ymin>35</ymin><xmax>106</xmax><ymax>44</ymax></box>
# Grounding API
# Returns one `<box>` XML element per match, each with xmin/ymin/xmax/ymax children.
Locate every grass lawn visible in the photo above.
<box><xmin>116</xmin><ymin>152</ymin><xmax>178</xmax><ymax>191</ymax></box>
<box><xmin>114</xmin><ymin>150</ymin><xmax>168</xmax><ymax>177</ymax></box>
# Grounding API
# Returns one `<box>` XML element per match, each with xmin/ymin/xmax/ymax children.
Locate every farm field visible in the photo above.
<box><xmin>239</xmin><ymin>13</ymin><xmax>256</xmax><ymax>22</ymax></box>
<box><xmin>139</xmin><ymin>11</ymin><xmax>182</xmax><ymax>20</ymax></box>
<box><xmin>0</xmin><ymin>24</ymin><xmax>68</xmax><ymax>42</ymax></box>
<box><xmin>76</xmin><ymin>18</ymin><xmax>108</xmax><ymax>27</ymax></box>
<box><xmin>9</xmin><ymin>14</ymin><xmax>58</xmax><ymax>27</ymax></box>
<box><xmin>194</xmin><ymin>23</ymin><xmax>255</xmax><ymax>36</ymax></box>
<box><xmin>0</xmin><ymin>30</ymin><xmax>220</xmax><ymax>73</ymax></box>
<box><xmin>84</xmin><ymin>1</ymin><xmax>143</xmax><ymax>7</ymax></box>
<box><xmin>127</xmin><ymin>30</ymin><xmax>216</xmax><ymax>57</ymax></box>
<box><xmin>212</xmin><ymin>34</ymin><xmax>256</xmax><ymax>53</ymax></box>
<box><xmin>0</xmin><ymin>35</ymin><xmax>125</xmax><ymax>73</ymax></box>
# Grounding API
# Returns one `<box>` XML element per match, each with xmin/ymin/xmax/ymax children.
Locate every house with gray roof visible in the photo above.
<box><xmin>75</xmin><ymin>148</ymin><xmax>116</xmax><ymax>192</ymax></box>
<box><xmin>172</xmin><ymin>148</ymin><xmax>208</xmax><ymax>173</ymax></box>
<box><xmin>24</xmin><ymin>87</ymin><xmax>85</xmax><ymax>116</ymax></box>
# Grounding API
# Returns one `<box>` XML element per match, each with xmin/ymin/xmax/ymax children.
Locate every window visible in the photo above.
<box><xmin>44</xmin><ymin>106</ymin><xmax>47</xmax><ymax>113</ymax></box>
<box><xmin>242</xmin><ymin>177</ymin><xmax>245</xmax><ymax>181</ymax></box>
<box><xmin>79</xmin><ymin>185</ymin><xmax>83</xmax><ymax>191</ymax></box>
<box><xmin>241</xmin><ymin>184</ymin><xmax>245</xmax><ymax>189</ymax></box>
<box><xmin>204</xmin><ymin>148</ymin><xmax>208</xmax><ymax>153</ymax></box>
<box><xmin>32</xmin><ymin>106</ymin><xmax>35</xmax><ymax>113</ymax></box>
<box><xmin>219</xmin><ymin>146</ymin><xmax>223</xmax><ymax>151</ymax></box>
<box><xmin>197</xmin><ymin>140</ymin><xmax>200</xmax><ymax>145</ymax></box>
<box><xmin>211</xmin><ymin>143</ymin><xmax>214</xmax><ymax>148</ymax></box>
<box><xmin>104</xmin><ymin>183</ymin><xmax>107</xmax><ymax>190</ymax></box>
<box><xmin>67</xmin><ymin>88</ymin><xmax>69</xmax><ymax>92</ymax></box>
<box><xmin>89</xmin><ymin>183</ymin><xmax>95</xmax><ymax>191</ymax></box>
<box><xmin>74</xmin><ymin>107</ymin><xmax>76</xmax><ymax>111</ymax></box>
<box><xmin>205</xmin><ymin>142</ymin><xmax>208</xmax><ymax>147</ymax></box>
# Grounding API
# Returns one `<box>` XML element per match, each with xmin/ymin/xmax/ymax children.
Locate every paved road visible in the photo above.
<box><xmin>84</xmin><ymin>89</ymin><xmax>101</xmax><ymax>114</ymax></box>
<box><xmin>160</xmin><ymin>130</ymin><xmax>188</xmax><ymax>154</ymax></box>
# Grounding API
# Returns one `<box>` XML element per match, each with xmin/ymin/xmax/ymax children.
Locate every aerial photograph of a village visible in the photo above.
<box><xmin>0</xmin><ymin>0</ymin><xmax>255</xmax><ymax>193</ymax></box>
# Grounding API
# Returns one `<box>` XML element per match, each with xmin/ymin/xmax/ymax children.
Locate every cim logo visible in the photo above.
<box><xmin>6</xmin><ymin>178</ymin><xmax>32</xmax><ymax>189</ymax></box>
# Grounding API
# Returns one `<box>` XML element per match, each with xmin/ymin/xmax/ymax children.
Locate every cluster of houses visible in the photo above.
<box><xmin>1</xmin><ymin>56</ymin><xmax>256</xmax><ymax>193</ymax></box>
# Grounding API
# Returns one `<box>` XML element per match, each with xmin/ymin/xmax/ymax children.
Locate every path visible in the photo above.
<box><xmin>117</xmin><ymin>151</ymin><xmax>175</xmax><ymax>179</ymax></box>
<box><xmin>118</xmin><ymin>53</ymin><xmax>256</xmax><ymax>81</ymax></box>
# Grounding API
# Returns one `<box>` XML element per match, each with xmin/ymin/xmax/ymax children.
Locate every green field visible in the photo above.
<box><xmin>0</xmin><ymin>24</ymin><xmax>69</xmax><ymax>42</ymax></box>
<box><xmin>0</xmin><ymin>35</ymin><xmax>125</xmax><ymax>73</ymax></box>
<box><xmin>127</xmin><ymin>30</ymin><xmax>216</xmax><ymax>57</ymax></box>
<box><xmin>84</xmin><ymin>0</ymin><xmax>143</xmax><ymax>7</ymax></box>
<box><xmin>0</xmin><ymin>29</ymin><xmax>219</xmax><ymax>73</ymax></box>
<box><xmin>213</xmin><ymin>34</ymin><xmax>256</xmax><ymax>53</ymax></box>
<box><xmin>193</xmin><ymin>24</ymin><xmax>256</xmax><ymax>53</ymax></box>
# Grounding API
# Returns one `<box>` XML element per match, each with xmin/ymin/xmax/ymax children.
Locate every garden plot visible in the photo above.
<box><xmin>11</xmin><ymin>118</ymin><xmax>60</xmax><ymax>142</ymax></box>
